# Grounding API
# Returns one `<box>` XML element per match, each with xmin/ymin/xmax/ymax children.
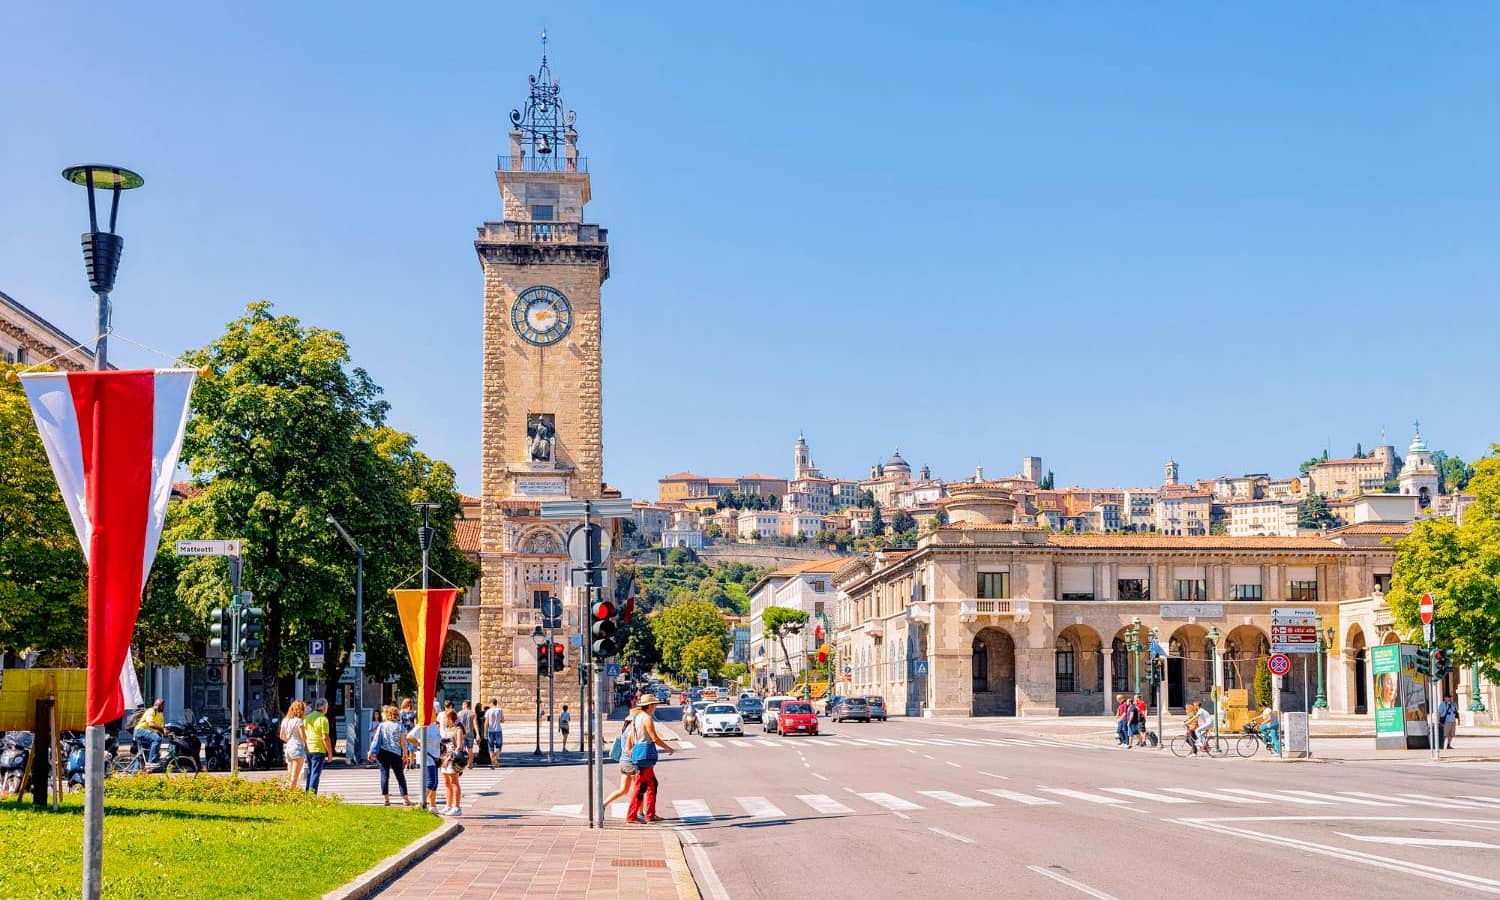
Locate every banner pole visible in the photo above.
<box><xmin>81</xmin><ymin>376</ymin><xmax>107</xmax><ymax>900</ymax></box>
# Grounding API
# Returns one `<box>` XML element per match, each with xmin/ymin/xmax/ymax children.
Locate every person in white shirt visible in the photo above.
<box><xmin>484</xmin><ymin>699</ymin><xmax>505</xmax><ymax>769</ymax></box>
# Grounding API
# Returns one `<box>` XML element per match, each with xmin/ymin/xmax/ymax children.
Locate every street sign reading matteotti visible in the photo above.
<box><xmin>174</xmin><ymin>539</ymin><xmax>242</xmax><ymax>557</ymax></box>
<box><xmin>1271</xmin><ymin>607</ymin><xmax>1318</xmax><ymax>654</ymax></box>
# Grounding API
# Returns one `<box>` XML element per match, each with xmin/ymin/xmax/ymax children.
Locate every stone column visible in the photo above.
<box><xmin>1102</xmin><ymin>651</ymin><xmax>1114</xmax><ymax>714</ymax></box>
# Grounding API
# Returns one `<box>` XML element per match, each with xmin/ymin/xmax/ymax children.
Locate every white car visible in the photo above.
<box><xmin>699</xmin><ymin>703</ymin><xmax>745</xmax><ymax>737</ymax></box>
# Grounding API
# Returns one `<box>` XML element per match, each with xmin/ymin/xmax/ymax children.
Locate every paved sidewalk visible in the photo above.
<box><xmin>374</xmin><ymin>816</ymin><xmax>693</xmax><ymax>900</ymax></box>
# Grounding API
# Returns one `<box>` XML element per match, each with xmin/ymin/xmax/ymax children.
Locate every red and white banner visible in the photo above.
<box><xmin>20</xmin><ymin>368</ymin><xmax>196</xmax><ymax>725</ymax></box>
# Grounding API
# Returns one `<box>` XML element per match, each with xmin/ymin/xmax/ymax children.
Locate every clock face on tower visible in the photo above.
<box><xmin>510</xmin><ymin>286</ymin><xmax>573</xmax><ymax>346</ymax></box>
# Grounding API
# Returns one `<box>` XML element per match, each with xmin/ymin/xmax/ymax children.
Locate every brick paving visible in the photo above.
<box><xmin>374</xmin><ymin>815</ymin><xmax>690</xmax><ymax>900</ymax></box>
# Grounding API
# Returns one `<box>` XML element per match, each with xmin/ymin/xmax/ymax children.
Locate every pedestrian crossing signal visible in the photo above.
<box><xmin>1432</xmin><ymin>649</ymin><xmax>1451</xmax><ymax>679</ymax></box>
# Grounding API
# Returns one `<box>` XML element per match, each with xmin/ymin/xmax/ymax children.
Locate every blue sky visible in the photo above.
<box><xmin>4</xmin><ymin>3</ymin><xmax>1497</xmax><ymax>499</ymax></box>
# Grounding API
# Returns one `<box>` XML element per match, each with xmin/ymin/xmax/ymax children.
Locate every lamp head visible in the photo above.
<box><xmin>531</xmin><ymin>625</ymin><xmax>546</xmax><ymax>646</ymax></box>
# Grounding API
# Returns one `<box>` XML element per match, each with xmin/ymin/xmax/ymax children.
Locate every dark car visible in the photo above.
<box><xmin>832</xmin><ymin>697</ymin><xmax>871</xmax><ymax>723</ymax></box>
<box><xmin>865</xmin><ymin>696</ymin><xmax>888</xmax><ymax>721</ymax></box>
<box><xmin>736</xmin><ymin>696</ymin><xmax>764</xmax><ymax>723</ymax></box>
<box><xmin>653</xmin><ymin>687</ymin><xmax>670</xmax><ymax>702</ymax></box>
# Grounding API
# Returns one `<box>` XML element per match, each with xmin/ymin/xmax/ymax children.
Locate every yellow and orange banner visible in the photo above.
<box><xmin>393</xmin><ymin>588</ymin><xmax>462</xmax><ymax>725</ymax></box>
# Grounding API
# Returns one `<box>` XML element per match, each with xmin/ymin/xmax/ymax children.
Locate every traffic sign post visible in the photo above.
<box><xmin>1268</xmin><ymin>653</ymin><xmax>1292</xmax><ymax>677</ymax></box>
<box><xmin>1422</xmin><ymin>594</ymin><xmax>1439</xmax><ymax>760</ymax></box>
<box><xmin>1270</xmin><ymin>608</ymin><xmax>1318</xmax><ymax>654</ymax></box>
<box><xmin>309</xmin><ymin>639</ymin><xmax>326</xmax><ymax>669</ymax></box>
<box><xmin>174</xmin><ymin>539</ymin><xmax>242</xmax><ymax>557</ymax></box>
<box><xmin>1420</xmin><ymin>593</ymin><xmax>1434</xmax><ymax>625</ymax></box>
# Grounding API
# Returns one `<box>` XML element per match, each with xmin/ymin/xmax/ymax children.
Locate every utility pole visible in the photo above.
<box><xmin>228</xmin><ymin>556</ymin><xmax>241</xmax><ymax>778</ymax></box>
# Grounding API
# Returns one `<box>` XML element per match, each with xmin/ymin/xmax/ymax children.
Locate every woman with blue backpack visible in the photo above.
<box><xmin>624</xmin><ymin>696</ymin><xmax>675</xmax><ymax>824</ymax></box>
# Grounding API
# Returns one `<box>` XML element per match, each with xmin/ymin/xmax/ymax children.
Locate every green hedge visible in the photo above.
<box><xmin>103</xmin><ymin>775</ymin><xmax>339</xmax><ymax>806</ymax></box>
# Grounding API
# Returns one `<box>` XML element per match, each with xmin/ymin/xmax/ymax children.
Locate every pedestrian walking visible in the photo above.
<box><xmin>439</xmin><ymin>709</ymin><xmax>469</xmax><ymax>816</ymax></box>
<box><xmin>624</xmin><ymin>696</ymin><xmax>674</xmax><ymax>825</ymax></box>
<box><xmin>1132</xmin><ymin>694</ymin><xmax>1149</xmax><ymax>747</ymax></box>
<box><xmin>403</xmin><ymin>712</ymin><xmax>443</xmax><ymax>809</ymax></box>
<box><xmin>603</xmin><ymin>718</ymin><xmax>637</xmax><ymax>816</ymax></box>
<box><xmin>398</xmin><ymin>697</ymin><xmax>416</xmax><ymax>731</ymax></box>
<box><xmin>484</xmin><ymin>698</ymin><xmax>505</xmax><ymax>768</ymax></box>
<box><xmin>1438</xmin><ymin>694</ymin><xmax>1459</xmax><ymax>749</ymax></box>
<box><xmin>304</xmin><ymin>698</ymin><xmax>332</xmax><ymax>793</ymax></box>
<box><xmin>281</xmin><ymin>700</ymin><xmax>308</xmax><ymax>788</ymax></box>
<box><xmin>368</xmin><ymin>705</ymin><xmax>411</xmax><ymax>806</ymax></box>
<box><xmin>1114</xmin><ymin>695</ymin><xmax>1131</xmax><ymax>747</ymax></box>
<box><xmin>559</xmin><ymin>704</ymin><xmax>571</xmax><ymax>744</ymax></box>
<box><xmin>457</xmin><ymin>701</ymin><xmax>477</xmax><ymax>754</ymax></box>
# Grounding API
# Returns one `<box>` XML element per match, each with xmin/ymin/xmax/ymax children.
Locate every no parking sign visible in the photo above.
<box><xmin>1267</xmin><ymin>653</ymin><xmax>1291</xmax><ymax>676</ymax></box>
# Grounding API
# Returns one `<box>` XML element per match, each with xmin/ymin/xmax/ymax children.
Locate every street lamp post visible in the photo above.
<box><xmin>326</xmin><ymin>515</ymin><xmax>365</xmax><ymax>763</ymax></box>
<box><xmin>1313</xmin><ymin>620</ymin><xmax>1330</xmax><ymax>710</ymax></box>
<box><xmin>1124</xmin><ymin>623</ymin><xmax>1138</xmax><ymax>696</ymax></box>
<box><xmin>532</xmin><ymin>626</ymin><xmax>546</xmax><ymax>756</ymax></box>
<box><xmin>1471</xmin><ymin>664</ymin><xmax>1488</xmax><ymax>713</ymax></box>
<box><xmin>63</xmin><ymin>163</ymin><xmax>143</xmax><ymax>900</ymax></box>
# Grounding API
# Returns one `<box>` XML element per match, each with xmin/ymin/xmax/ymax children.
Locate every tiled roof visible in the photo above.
<box><xmin>659</xmin><ymin>472</ymin><xmax>708</xmax><ymax>482</ymax></box>
<box><xmin>739</xmin><ymin>473</ymin><xmax>785</xmax><ymax>481</ymax></box>
<box><xmin>1330</xmin><ymin>522</ymin><xmax>1413</xmax><ymax>535</ymax></box>
<box><xmin>1047</xmin><ymin>534</ymin><xmax>1339</xmax><ymax>550</ymax></box>
<box><xmin>769</xmin><ymin>558</ymin><xmax>848</xmax><ymax>577</ymax></box>
<box><xmin>455</xmin><ymin>516</ymin><xmax>481</xmax><ymax>555</ymax></box>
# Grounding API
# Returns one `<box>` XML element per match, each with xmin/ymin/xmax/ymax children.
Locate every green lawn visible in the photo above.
<box><xmin>0</xmin><ymin>795</ymin><xmax>439</xmax><ymax>899</ymax></box>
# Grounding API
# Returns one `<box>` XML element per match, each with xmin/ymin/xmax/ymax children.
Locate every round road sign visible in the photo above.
<box><xmin>1420</xmin><ymin>593</ymin><xmax>1434</xmax><ymax>625</ymax></box>
<box><xmin>1267</xmin><ymin>653</ymin><xmax>1291</xmax><ymax>676</ymax></box>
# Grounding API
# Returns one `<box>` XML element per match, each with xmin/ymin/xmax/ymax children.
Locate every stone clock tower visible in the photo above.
<box><xmin>475</xmin><ymin>41</ymin><xmax>611</xmax><ymax>713</ymax></box>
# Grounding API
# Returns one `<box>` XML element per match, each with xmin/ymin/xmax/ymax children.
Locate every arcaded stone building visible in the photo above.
<box><xmin>832</xmin><ymin>482</ymin><xmax>1500</xmax><ymax>721</ymax></box>
<box><xmin>474</xmin><ymin>46</ymin><xmax>616</xmax><ymax>715</ymax></box>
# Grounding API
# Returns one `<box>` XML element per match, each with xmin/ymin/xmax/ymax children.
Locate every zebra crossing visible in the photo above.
<box><xmin>544</xmin><ymin>784</ymin><xmax>1500</xmax><ymax>823</ymax></box>
<box><xmin>296</xmin><ymin>765</ymin><xmax>510</xmax><ymax>806</ymax></box>
<box><xmin>676</xmin><ymin>734</ymin><xmax>1101</xmax><ymax>752</ymax></box>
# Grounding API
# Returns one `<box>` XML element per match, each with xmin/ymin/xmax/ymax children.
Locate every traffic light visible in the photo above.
<box><xmin>1149</xmin><ymin>657</ymin><xmax>1165</xmax><ymax>687</ymax></box>
<box><xmin>239</xmin><ymin>605</ymin><xmax>264</xmax><ymax>657</ymax></box>
<box><xmin>208</xmin><ymin>608</ymin><xmax>229</xmax><ymax>651</ymax></box>
<box><xmin>550</xmin><ymin>641</ymin><xmax>567</xmax><ymax>673</ymax></box>
<box><xmin>1415</xmin><ymin>646</ymin><xmax>1432</xmax><ymax>677</ymax></box>
<box><xmin>590</xmin><ymin>595</ymin><xmax>619</xmax><ymax>659</ymax></box>
<box><xmin>536</xmin><ymin>643</ymin><xmax>551</xmax><ymax>674</ymax></box>
<box><xmin>1433</xmin><ymin>649</ymin><xmax>1452</xmax><ymax>679</ymax></box>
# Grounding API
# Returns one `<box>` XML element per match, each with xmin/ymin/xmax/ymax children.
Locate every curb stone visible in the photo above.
<box><xmin>322</xmin><ymin>818</ymin><xmax>462</xmax><ymax>900</ymax></box>
<box><xmin>663</xmin><ymin>829</ymin><xmax>703</xmax><ymax>900</ymax></box>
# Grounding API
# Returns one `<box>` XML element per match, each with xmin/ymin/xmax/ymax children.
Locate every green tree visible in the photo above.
<box><xmin>1354</xmin><ymin>442</ymin><xmax>1365</xmax><ymax>458</ymax></box>
<box><xmin>169</xmin><ymin>302</ymin><xmax>474</xmax><ymax>712</ymax></box>
<box><xmin>0</xmin><ymin>363</ymin><xmax>86</xmax><ymax>662</ymax></box>
<box><xmin>618</xmin><ymin>612</ymin><xmax>660</xmax><ymax>673</ymax></box>
<box><xmin>1297</xmin><ymin>493</ymin><xmax>1339</xmax><ymax>530</ymax></box>
<box><xmin>858</xmin><ymin>490</ymin><xmax>876</xmax><ymax>509</ymax></box>
<box><xmin>1040</xmin><ymin>471</ymin><xmax>1055</xmax><ymax>490</ymax></box>
<box><xmin>722</xmin><ymin>661</ymin><xmax>748</xmax><ymax>687</ymax></box>
<box><xmin>1299</xmin><ymin>449</ymin><xmax>1330</xmax><ymax>476</ymax></box>
<box><xmin>1432</xmin><ymin>451</ymin><xmax>1473</xmax><ymax>495</ymax></box>
<box><xmin>891</xmin><ymin>511</ymin><xmax>917</xmax><ymax>534</ymax></box>
<box><xmin>762</xmin><ymin>606</ymin><xmax>809</xmax><ymax>681</ymax></box>
<box><xmin>680</xmin><ymin>635</ymin><xmax>726</xmax><ymax>681</ymax></box>
<box><xmin>1386</xmin><ymin>447</ymin><xmax>1500</xmax><ymax>677</ymax></box>
<box><xmin>650</xmin><ymin>598</ymin><xmax>728</xmax><ymax>678</ymax></box>
<box><xmin>869</xmin><ymin>506</ymin><xmax>886</xmax><ymax>536</ymax></box>
<box><xmin>1254</xmin><ymin>657</ymin><xmax>1273</xmax><ymax>708</ymax></box>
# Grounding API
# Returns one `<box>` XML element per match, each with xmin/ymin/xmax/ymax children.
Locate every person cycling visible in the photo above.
<box><xmin>1252</xmin><ymin>704</ymin><xmax>1282</xmax><ymax>755</ymax></box>
<box><xmin>1191</xmin><ymin>702</ymin><xmax>1214</xmax><ymax>753</ymax></box>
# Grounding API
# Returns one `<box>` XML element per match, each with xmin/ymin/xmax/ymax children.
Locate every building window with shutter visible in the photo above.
<box><xmin>1288</xmin><ymin>581</ymin><xmax>1318</xmax><ymax>602</ymax></box>
<box><xmin>977</xmin><ymin>572</ymin><xmax>1010</xmax><ymax>599</ymax></box>
<box><xmin>1175</xmin><ymin>579</ymin><xmax>1206</xmax><ymax>601</ymax></box>
<box><xmin>1116</xmin><ymin>579</ymin><xmax>1149</xmax><ymax>602</ymax></box>
<box><xmin>1231</xmin><ymin>584</ymin><xmax>1263</xmax><ymax>601</ymax></box>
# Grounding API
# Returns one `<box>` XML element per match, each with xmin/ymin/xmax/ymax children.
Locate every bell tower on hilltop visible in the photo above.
<box><xmin>475</xmin><ymin>35</ymin><xmax>611</xmax><ymax>713</ymax></box>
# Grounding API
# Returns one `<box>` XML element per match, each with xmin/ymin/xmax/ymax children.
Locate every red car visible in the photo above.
<box><xmin>777</xmin><ymin>701</ymin><xmax>819</xmax><ymax>736</ymax></box>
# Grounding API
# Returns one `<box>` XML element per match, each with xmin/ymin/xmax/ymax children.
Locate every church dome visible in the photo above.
<box><xmin>1408</xmin><ymin>424</ymin><xmax>1429</xmax><ymax>454</ymax></box>
<box><xmin>885</xmin><ymin>448</ymin><xmax>911</xmax><ymax>471</ymax></box>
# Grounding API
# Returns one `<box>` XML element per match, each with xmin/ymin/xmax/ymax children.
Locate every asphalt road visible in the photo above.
<box><xmin>599</xmin><ymin>708</ymin><xmax>1500</xmax><ymax>899</ymax></box>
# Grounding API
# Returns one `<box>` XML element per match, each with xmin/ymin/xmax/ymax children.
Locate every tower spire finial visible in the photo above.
<box><xmin>541</xmin><ymin>27</ymin><xmax>548</xmax><ymax>65</ymax></box>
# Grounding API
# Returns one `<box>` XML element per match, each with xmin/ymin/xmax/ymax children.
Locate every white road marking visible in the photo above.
<box><xmin>1372</xmin><ymin>793</ymin><xmax>1487</xmax><ymax>809</ymax></box>
<box><xmin>918</xmin><ymin>790</ymin><xmax>992</xmax><ymax>808</ymax></box>
<box><xmin>855</xmin><ymin>791</ymin><xmax>923</xmax><ymax>812</ymax></box>
<box><xmin>928</xmin><ymin>826</ymin><xmax>976</xmax><ymax>844</ymax></box>
<box><xmin>611</xmin><ymin>801</ymin><xmax>628</xmax><ymax>818</ymax></box>
<box><xmin>1164</xmin><ymin>788</ymin><xmax>1268</xmax><ymax>804</ymax></box>
<box><xmin>805</xmin><ymin>739</ymin><xmax>835</xmax><ymax>746</ymax></box>
<box><xmin>548</xmin><ymin>803</ymin><xmax>583</xmax><ymax>817</ymax></box>
<box><xmin>977</xmin><ymin>771</ymin><xmax>1010</xmax><ymax>780</ymax></box>
<box><xmin>1171</xmin><ymin>817</ymin><xmax>1500</xmax><ymax>895</ymax></box>
<box><xmin>1220</xmin><ymin>788</ymin><xmax>1330</xmax><ymax>806</ymax></box>
<box><xmin>1027</xmin><ymin>865</ymin><xmax>1121</xmax><ymax>900</ymax></box>
<box><xmin>677</xmin><ymin>827</ymin><xmax>730</xmax><ymax>900</ymax></box>
<box><xmin>1336</xmin><ymin>833</ymin><xmax>1500</xmax><ymax>849</ymax></box>
<box><xmin>1101</xmin><ymin>788</ymin><xmax>1197</xmax><ymax>804</ymax></box>
<box><xmin>1039</xmin><ymin>788</ymin><xmax>1127</xmax><ymax>805</ymax></box>
<box><xmin>945</xmin><ymin>761</ymin><xmax>962</xmax><ymax>768</ymax></box>
<box><xmin>980</xmin><ymin>789</ymin><xmax>1058</xmax><ymax>806</ymax></box>
<box><xmin>1460</xmin><ymin>796</ymin><xmax>1500</xmax><ymax>805</ymax></box>
<box><xmin>754</xmin><ymin>740</ymin><xmax>782</xmax><ymax>749</ymax></box>
<box><xmin>673</xmin><ymin>799</ymin><xmax>714</xmax><ymax>823</ymax></box>
<box><xmin>677</xmin><ymin>741</ymin><xmax>696</xmax><ymax>749</ymax></box>
<box><xmin>735</xmin><ymin>796</ymin><xmax>786</xmax><ymax>818</ymax></box>
<box><xmin>696</xmin><ymin>740</ymin><xmax>719</xmax><ymax>749</ymax></box>
<box><xmin>812</xmin><ymin>773</ymin><xmax>830</xmax><ymax>781</ymax></box>
<box><xmin>797</xmin><ymin>793</ymin><xmax>855</xmax><ymax>815</ymax></box>
<box><xmin>1278</xmin><ymin>790</ymin><xmax>1400</xmax><ymax>807</ymax></box>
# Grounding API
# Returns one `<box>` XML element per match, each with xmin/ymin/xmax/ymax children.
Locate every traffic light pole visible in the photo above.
<box><xmin>547</xmin><ymin>625</ymin><xmax>556</xmax><ymax>764</ymax></box>
<box><xmin>229</xmin><ymin>556</ymin><xmax>241</xmax><ymax>778</ymax></box>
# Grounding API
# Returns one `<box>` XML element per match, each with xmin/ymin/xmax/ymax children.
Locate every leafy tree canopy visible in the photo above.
<box><xmin>1387</xmin><ymin>446</ymin><xmax>1500</xmax><ymax>677</ymax></box>
<box><xmin>650</xmin><ymin>598</ymin><xmax>728</xmax><ymax>678</ymax></box>
<box><xmin>680</xmin><ymin>635</ymin><xmax>726</xmax><ymax>681</ymax></box>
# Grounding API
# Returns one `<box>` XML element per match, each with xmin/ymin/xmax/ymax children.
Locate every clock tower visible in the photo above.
<box><xmin>475</xmin><ymin>39</ymin><xmax>611</xmax><ymax>713</ymax></box>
